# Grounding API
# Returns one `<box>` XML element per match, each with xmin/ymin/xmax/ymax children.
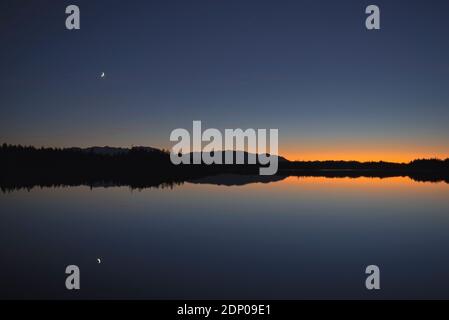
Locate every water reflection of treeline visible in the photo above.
<box><xmin>1</xmin><ymin>144</ymin><xmax>449</xmax><ymax>192</ymax></box>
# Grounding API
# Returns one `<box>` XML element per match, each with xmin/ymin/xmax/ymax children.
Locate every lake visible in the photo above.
<box><xmin>1</xmin><ymin>175</ymin><xmax>449</xmax><ymax>299</ymax></box>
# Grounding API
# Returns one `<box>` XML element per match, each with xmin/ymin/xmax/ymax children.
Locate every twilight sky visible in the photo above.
<box><xmin>1</xmin><ymin>0</ymin><xmax>449</xmax><ymax>162</ymax></box>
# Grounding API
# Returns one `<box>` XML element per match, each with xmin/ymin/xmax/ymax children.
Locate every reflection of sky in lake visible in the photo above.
<box><xmin>1</xmin><ymin>176</ymin><xmax>449</xmax><ymax>299</ymax></box>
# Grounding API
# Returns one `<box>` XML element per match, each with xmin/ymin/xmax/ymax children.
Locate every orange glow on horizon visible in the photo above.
<box><xmin>280</xmin><ymin>137</ymin><xmax>449</xmax><ymax>163</ymax></box>
<box><xmin>280</xmin><ymin>148</ymin><xmax>449</xmax><ymax>163</ymax></box>
<box><xmin>281</xmin><ymin>153</ymin><xmax>449</xmax><ymax>163</ymax></box>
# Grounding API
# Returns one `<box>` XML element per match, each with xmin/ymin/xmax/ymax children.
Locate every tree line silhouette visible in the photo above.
<box><xmin>1</xmin><ymin>143</ymin><xmax>449</xmax><ymax>192</ymax></box>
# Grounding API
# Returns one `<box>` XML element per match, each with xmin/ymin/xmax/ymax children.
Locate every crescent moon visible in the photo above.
<box><xmin>97</xmin><ymin>258</ymin><xmax>101</xmax><ymax>264</ymax></box>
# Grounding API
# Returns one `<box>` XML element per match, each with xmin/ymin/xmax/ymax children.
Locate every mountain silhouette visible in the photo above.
<box><xmin>186</xmin><ymin>151</ymin><xmax>289</xmax><ymax>164</ymax></box>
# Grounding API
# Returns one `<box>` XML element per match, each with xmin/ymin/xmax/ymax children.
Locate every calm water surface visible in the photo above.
<box><xmin>1</xmin><ymin>176</ymin><xmax>449</xmax><ymax>299</ymax></box>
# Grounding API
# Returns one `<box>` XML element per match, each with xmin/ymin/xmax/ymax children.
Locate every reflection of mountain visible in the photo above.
<box><xmin>1</xmin><ymin>144</ymin><xmax>449</xmax><ymax>192</ymax></box>
<box><xmin>188</xmin><ymin>174</ymin><xmax>287</xmax><ymax>186</ymax></box>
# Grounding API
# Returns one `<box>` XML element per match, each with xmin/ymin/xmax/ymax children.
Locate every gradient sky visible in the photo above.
<box><xmin>1</xmin><ymin>0</ymin><xmax>449</xmax><ymax>162</ymax></box>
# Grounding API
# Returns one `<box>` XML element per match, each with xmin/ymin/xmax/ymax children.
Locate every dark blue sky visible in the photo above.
<box><xmin>1</xmin><ymin>0</ymin><xmax>449</xmax><ymax>161</ymax></box>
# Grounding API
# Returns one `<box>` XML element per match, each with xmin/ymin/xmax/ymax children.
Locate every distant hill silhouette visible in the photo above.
<box><xmin>67</xmin><ymin>146</ymin><xmax>130</xmax><ymax>155</ymax></box>
<box><xmin>1</xmin><ymin>143</ymin><xmax>449</xmax><ymax>192</ymax></box>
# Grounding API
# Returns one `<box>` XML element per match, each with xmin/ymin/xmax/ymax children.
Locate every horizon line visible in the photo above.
<box><xmin>2</xmin><ymin>142</ymin><xmax>449</xmax><ymax>165</ymax></box>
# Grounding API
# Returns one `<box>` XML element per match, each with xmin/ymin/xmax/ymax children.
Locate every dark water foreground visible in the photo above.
<box><xmin>1</xmin><ymin>174</ymin><xmax>449</xmax><ymax>299</ymax></box>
